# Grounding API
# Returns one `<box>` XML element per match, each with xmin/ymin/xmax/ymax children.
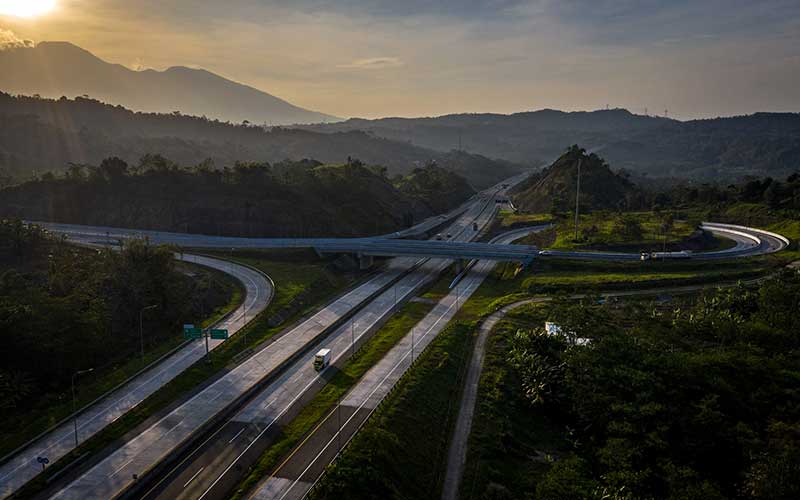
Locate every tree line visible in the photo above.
<box><xmin>0</xmin><ymin>219</ymin><xmax>230</xmax><ymax>417</ymax></box>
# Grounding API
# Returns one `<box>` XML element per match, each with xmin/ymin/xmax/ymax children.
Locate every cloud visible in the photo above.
<box><xmin>0</xmin><ymin>27</ymin><xmax>34</xmax><ymax>50</ymax></box>
<box><xmin>337</xmin><ymin>57</ymin><xmax>404</xmax><ymax>70</ymax></box>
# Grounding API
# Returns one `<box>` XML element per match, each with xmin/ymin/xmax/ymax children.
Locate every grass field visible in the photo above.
<box><xmin>498</xmin><ymin>210</ymin><xmax>554</xmax><ymax>228</ymax></box>
<box><xmin>547</xmin><ymin>210</ymin><xmax>695</xmax><ymax>251</ymax></box>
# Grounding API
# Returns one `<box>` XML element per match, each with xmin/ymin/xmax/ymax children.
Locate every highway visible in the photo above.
<box><xmin>0</xmin><ymin>255</ymin><xmax>273</xmax><ymax>499</ymax></box>
<box><xmin>248</xmin><ymin>224</ymin><xmax>550</xmax><ymax>500</ymax></box>
<box><xmin>47</xmin><ymin>183</ymin><xmax>511</xmax><ymax>499</ymax></box>
<box><xmin>134</xmin><ymin>193</ymin><xmax>506</xmax><ymax>500</ymax></box>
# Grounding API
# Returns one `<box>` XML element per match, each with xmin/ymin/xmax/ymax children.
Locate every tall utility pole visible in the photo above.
<box><xmin>574</xmin><ymin>158</ymin><xmax>582</xmax><ymax>241</ymax></box>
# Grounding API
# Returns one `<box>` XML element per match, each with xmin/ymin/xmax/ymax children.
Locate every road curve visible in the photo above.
<box><xmin>540</xmin><ymin>222</ymin><xmax>789</xmax><ymax>261</ymax></box>
<box><xmin>0</xmin><ymin>255</ymin><xmax>273</xmax><ymax>499</ymax></box>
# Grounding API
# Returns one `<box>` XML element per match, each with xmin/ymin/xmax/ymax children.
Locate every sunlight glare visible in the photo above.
<box><xmin>0</xmin><ymin>0</ymin><xmax>57</xmax><ymax>18</ymax></box>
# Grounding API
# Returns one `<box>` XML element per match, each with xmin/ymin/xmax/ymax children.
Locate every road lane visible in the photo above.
<box><xmin>250</xmin><ymin>225</ymin><xmax>548</xmax><ymax>500</ymax></box>
<box><xmin>49</xmin><ymin>186</ymin><xmax>504</xmax><ymax>500</ymax></box>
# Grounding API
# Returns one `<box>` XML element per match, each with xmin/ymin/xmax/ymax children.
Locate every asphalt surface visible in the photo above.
<box><xmin>47</xmin><ymin>180</ymin><xmax>511</xmax><ymax>500</ymax></box>
<box><xmin>249</xmin><ymin>224</ymin><xmax>548</xmax><ymax>500</ymax></box>
<box><xmin>138</xmin><ymin>188</ymin><xmax>508</xmax><ymax>500</ymax></box>
<box><xmin>0</xmin><ymin>255</ymin><xmax>273</xmax><ymax>499</ymax></box>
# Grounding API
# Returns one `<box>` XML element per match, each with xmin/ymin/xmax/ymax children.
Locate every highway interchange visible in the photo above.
<box><xmin>0</xmin><ymin>171</ymin><xmax>790</xmax><ymax>500</ymax></box>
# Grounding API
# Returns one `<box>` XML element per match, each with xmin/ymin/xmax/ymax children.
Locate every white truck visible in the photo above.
<box><xmin>313</xmin><ymin>348</ymin><xmax>331</xmax><ymax>371</ymax></box>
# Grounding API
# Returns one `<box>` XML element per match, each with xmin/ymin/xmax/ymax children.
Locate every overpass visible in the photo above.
<box><xmin>37</xmin><ymin>222</ymin><xmax>541</xmax><ymax>265</ymax></box>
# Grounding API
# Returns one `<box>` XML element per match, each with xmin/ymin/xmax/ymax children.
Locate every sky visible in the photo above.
<box><xmin>1</xmin><ymin>0</ymin><xmax>799</xmax><ymax>119</ymax></box>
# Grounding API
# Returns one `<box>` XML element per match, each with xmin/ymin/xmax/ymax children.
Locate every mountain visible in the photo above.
<box><xmin>511</xmin><ymin>145</ymin><xmax>637</xmax><ymax>212</ymax></box>
<box><xmin>0</xmin><ymin>93</ymin><xmax>523</xmax><ymax>189</ymax></box>
<box><xmin>601</xmin><ymin>113</ymin><xmax>800</xmax><ymax>180</ymax></box>
<box><xmin>300</xmin><ymin>109</ymin><xmax>672</xmax><ymax>166</ymax></box>
<box><xmin>0</xmin><ymin>41</ymin><xmax>338</xmax><ymax>125</ymax></box>
<box><xmin>301</xmin><ymin>109</ymin><xmax>800</xmax><ymax>181</ymax></box>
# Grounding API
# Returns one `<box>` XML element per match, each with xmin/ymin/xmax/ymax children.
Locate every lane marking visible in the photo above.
<box><xmin>228</xmin><ymin>428</ymin><xmax>246</xmax><ymax>444</ymax></box>
<box><xmin>183</xmin><ymin>467</ymin><xmax>204</xmax><ymax>488</ymax></box>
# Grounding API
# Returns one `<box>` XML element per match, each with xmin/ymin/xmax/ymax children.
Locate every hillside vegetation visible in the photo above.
<box><xmin>0</xmin><ymin>157</ymin><xmax>474</xmax><ymax>237</ymax></box>
<box><xmin>511</xmin><ymin>145</ymin><xmax>637</xmax><ymax>213</ymax></box>
<box><xmin>0</xmin><ymin>220</ymin><xmax>233</xmax><ymax>444</ymax></box>
<box><xmin>0</xmin><ymin>93</ymin><xmax>521</xmax><ymax>189</ymax></box>
<box><xmin>302</xmin><ymin>109</ymin><xmax>800</xmax><ymax>180</ymax></box>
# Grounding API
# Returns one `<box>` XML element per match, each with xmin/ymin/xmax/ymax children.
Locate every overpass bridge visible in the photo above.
<box><xmin>37</xmin><ymin>222</ymin><xmax>540</xmax><ymax>266</ymax></box>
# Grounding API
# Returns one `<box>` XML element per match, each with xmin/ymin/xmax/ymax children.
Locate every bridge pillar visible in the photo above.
<box><xmin>455</xmin><ymin>259</ymin><xmax>465</xmax><ymax>274</ymax></box>
<box><xmin>358</xmin><ymin>253</ymin><xmax>374</xmax><ymax>270</ymax></box>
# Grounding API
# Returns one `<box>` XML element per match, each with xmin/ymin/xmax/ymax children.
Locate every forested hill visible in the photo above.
<box><xmin>0</xmin><ymin>158</ymin><xmax>475</xmax><ymax>238</ymax></box>
<box><xmin>602</xmin><ymin>112</ymin><xmax>800</xmax><ymax>179</ymax></box>
<box><xmin>0</xmin><ymin>93</ymin><xmax>522</xmax><ymax>189</ymax></box>
<box><xmin>299</xmin><ymin>108</ymin><xmax>670</xmax><ymax>167</ymax></box>
<box><xmin>511</xmin><ymin>146</ymin><xmax>637</xmax><ymax>212</ymax></box>
<box><xmin>300</xmin><ymin>109</ymin><xmax>800</xmax><ymax>180</ymax></box>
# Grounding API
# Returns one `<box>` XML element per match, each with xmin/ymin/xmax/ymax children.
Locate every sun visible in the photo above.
<box><xmin>0</xmin><ymin>0</ymin><xmax>57</xmax><ymax>18</ymax></box>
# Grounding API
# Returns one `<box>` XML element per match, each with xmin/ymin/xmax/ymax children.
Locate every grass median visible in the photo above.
<box><xmin>229</xmin><ymin>297</ymin><xmax>438</xmax><ymax>499</ymax></box>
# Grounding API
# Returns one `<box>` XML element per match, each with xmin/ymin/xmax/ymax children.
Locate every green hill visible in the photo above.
<box><xmin>511</xmin><ymin>146</ymin><xmax>636</xmax><ymax>213</ymax></box>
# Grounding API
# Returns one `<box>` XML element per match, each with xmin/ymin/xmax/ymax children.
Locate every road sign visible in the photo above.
<box><xmin>209</xmin><ymin>329</ymin><xmax>229</xmax><ymax>340</ymax></box>
<box><xmin>183</xmin><ymin>326</ymin><xmax>203</xmax><ymax>339</ymax></box>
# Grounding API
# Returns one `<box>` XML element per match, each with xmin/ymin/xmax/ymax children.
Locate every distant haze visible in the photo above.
<box><xmin>1</xmin><ymin>0</ymin><xmax>799</xmax><ymax>119</ymax></box>
<box><xmin>0</xmin><ymin>41</ymin><xmax>337</xmax><ymax>125</ymax></box>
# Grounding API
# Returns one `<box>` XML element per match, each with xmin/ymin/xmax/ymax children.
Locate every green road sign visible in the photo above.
<box><xmin>183</xmin><ymin>327</ymin><xmax>203</xmax><ymax>339</ymax></box>
<box><xmin>210</xmin><ymin>329</ymin><xmax>229</xmax><ymax>340</ymax></box>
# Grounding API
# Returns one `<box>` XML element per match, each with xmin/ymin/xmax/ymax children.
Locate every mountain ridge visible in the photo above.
<box><xmin>0</xmin><ymin>40</ymin><xmax>339</xmax><ymax>125</ymax></box>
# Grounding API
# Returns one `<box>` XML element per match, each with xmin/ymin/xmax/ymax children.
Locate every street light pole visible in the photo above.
<box><xmin>139</xmin><ymin>304</ymin><xmax>158</xmax><ymax>364</ymax></box>
<box><xmin>71</xmin><ymin>368</ymin><xmax>94</xmax><ymax>447</ymax></box>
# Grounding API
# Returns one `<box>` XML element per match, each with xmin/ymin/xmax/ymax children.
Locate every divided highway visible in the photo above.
<box><xmin>0</xmin><ymin>255</ymin><xmax>273</xmax><ymax>499</ymax></box>
<box><xmin>249</xmin><ymin>225</ymin><xmax>551</xmax><ymax>499</ymax></box>
<box><xmin>46</xmin><ymin>183</ymin><xmax>511</xmax><ymax>499</ymax></box>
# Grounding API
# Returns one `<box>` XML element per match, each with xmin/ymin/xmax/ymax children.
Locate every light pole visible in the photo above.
<box><xmin>71</xmin><ymin>368</ymin><xmax>94</xmax><ymax>447</ymax></box>
<box><xmin>139</xmin><ymin>304</ymin><xmax>158</xmax><ymax>363</ymax></box>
